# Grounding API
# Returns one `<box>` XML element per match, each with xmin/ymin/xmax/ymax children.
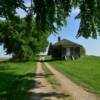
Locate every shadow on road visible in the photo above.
<box><xmin>29</xmin><ymin>92</ymin><xmax>70</xmax><ymax>100</ymax></box>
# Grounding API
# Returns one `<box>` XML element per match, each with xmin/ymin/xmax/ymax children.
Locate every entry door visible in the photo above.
<box><xmin>66</xmin><ymin>48</ymin><xmax>70</xmax><ymax>56</ymax></box>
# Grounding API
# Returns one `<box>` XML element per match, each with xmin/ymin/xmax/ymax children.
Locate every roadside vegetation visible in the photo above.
<box><xmin>0</xmin><ymin>61</ymin><xmax>36</xmax><ymax>100</ymax></box>
<box><xmin>49</xmin><ymin>56</ymin><xmax>100</xmax><ymax>95</ymax></box>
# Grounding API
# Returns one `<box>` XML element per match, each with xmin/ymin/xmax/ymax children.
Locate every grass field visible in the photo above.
<box><xmin>49</xmin><ymin>56</ymin><xmax>100</xmax><ymax>94</ymax></box>
<box><xmin>0</xmin><ymin>61</ymin><xmax>36</xmax><ymax>100</ymax></box>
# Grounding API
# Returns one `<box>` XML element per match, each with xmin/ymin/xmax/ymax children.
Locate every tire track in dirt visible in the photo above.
<box><xmin>29</xmin><ymin>62</ymin><xmax>71</xmax><ymax>100</ymax></box>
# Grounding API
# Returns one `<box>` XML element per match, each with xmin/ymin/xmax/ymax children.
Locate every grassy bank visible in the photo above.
<box><xmin>0</xmin><ymin>61</ymin><xmax>36</xmax><ymax>100</ymax></box>
<box><xmin>49</xmin><ymin>56</ymin><xmax>100</xmax><ymax>94</ymax></box>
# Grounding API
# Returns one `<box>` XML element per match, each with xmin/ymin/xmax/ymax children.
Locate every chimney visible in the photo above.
<box><xmin>58</xmin><ymin>36</ymin><xmax>61</xmax><ymax>42</ymax></box>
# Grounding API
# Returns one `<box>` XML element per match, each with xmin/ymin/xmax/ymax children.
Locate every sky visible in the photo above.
<box><xmin>0</xmin><ymin>2</ymin><xmax>100</xmax><ymax>57</ymax></box>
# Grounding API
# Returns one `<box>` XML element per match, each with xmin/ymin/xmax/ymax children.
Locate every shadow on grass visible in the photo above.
<box><xmin>0</xmin><ymin>59</ymin><xmax>35</xmax><ymax>64</ymax></box>
<box><xmin>19</xmin><ymin>73</ymin><xmax>54</xmax><ymax>78</ymax></box>
<box><xmin>0</xmin><ymin>71</ymin><xmax>55</xmax><ymax>100</ymax></box>
<box><xmin>0</xmin><ymin>71</ymin><xmax>36</xmax><ymax>100</ymax></box>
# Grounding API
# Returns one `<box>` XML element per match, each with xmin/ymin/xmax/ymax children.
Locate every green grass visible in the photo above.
<box><xmin>49</xmin><ymin>56</ymin><xmax>100</xmax><ymax>94</ymax></box>
<box><xmin>44</xmin><ymin>55</ymin><xmax>52</xmax><ymax>61</ymax></box>
<box><xmin>0</xmin><ymin>61</ymin><xmax>36</xmax><ymax>100</ymax></box>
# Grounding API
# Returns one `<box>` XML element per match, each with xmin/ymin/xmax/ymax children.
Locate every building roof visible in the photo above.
<box><xmin>53</xmin><ymin>39</ymin><xmax>80</xmax><ymax>47</ymax></box>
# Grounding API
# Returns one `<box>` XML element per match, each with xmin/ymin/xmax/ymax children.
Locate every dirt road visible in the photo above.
<box><xmin>44</xmin><ymin>62</ymin><xmax>100</xmax><ymax>100</ymax></box>
<box><xmin>29</xmin><ymin>62</ymin><xmax>71</xmax><ymax>100</ymax></box>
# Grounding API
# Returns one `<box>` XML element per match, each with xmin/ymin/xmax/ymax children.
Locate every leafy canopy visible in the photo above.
<box><xmin>0</xmin><ymin>0</ymin><xmax>100</xmax><ymax>38</ymax></box>
<box><xmin>0</xmin><ymin>18</ymin><xmax>49</xmax><ymax>60</ymax></box>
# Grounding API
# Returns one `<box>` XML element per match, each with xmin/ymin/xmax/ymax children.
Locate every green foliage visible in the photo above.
<box><xmin>0</xmin><ymin>18</ymin><xmax>49</xmax><ymax>60</ymax></box>
<box><xmin>0</xmin><ymin>0</ymin><xmax>24</xmax><ymax>19</ymax></box>
<box><xmin>0</xmin><ymin>0</ymin><xmax>100</xmax><ymax>38</ymax></box>
<box><xmin>76</xmin><ymin>0</ymin><xmax>100</xmax><ymax>38</ymax></box>
<box><xmin>34</xmin><ymin>0</ymin><xmax>71</xmax><ymax>32</ymax></box>
<box><xmin>80</xmin><ymin>46</ymin><xmax>86</xmax><ymax>56</ymax></box>
<box><xmin>50</xmin><ymin>56</ymin><xmax>100</xmax><ymax>94</ymax></box>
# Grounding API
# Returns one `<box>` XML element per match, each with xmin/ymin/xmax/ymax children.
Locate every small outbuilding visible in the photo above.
<box><xmin>48</xmin><ymin>37</ymin><xmax>82</xmax><ymax>60</ymax></box>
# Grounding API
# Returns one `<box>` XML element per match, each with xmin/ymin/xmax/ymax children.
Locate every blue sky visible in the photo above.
<box><xmin>0</xmin><ymin>5</ymin><xmax>100</xmax><ymax>57</ymax></box>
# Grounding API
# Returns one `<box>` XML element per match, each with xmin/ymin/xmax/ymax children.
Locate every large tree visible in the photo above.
<box><xmin>0</xmin><ymin>17</ymin><xmax>49</xmax><ymax>60</ymax></box>
<box><xmin>0</xmin><ymin>0</ymin><xmax>100</xmax><ymax>38</ymax></box>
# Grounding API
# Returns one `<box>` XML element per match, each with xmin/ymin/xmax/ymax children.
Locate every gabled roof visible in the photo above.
<box><xmin>53</xmin><ymin>39</ymin><xmax>80</xmax><ymax>47</ymax></box>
